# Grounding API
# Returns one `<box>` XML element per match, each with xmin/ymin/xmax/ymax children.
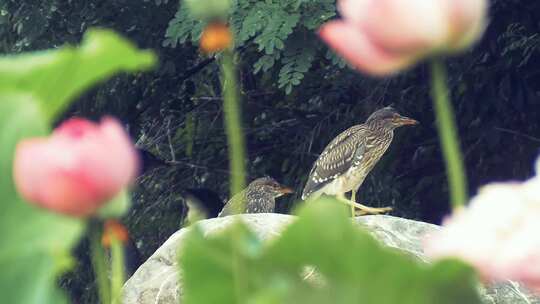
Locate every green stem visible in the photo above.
<box><xmin>220</xmin><ymin>50</ymin><xmax>247</xmax><ymax>209</ymax></box>
<box><xmin>219</xmin><ymin>49</ymin><xmax>248</xmax><ymax>302</ymax></box>
<box><xmin>110</xmin><ymin>236</ymin><xmax>126</xmax><ymax>304</ymax></box>
<box><xmin>430</xmin><ymin>59</ymin><xmax>468</xmax><ymax>209</ymax></box>
<box><xmin>89</xmin><ymin>220</ymin><xmax>110</xmax><ymax>304</ymax></box>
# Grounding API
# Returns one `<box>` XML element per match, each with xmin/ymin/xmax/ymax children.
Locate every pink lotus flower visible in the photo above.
<box><xmin>424</xmin><ymin>158</ymin><xmax>540</xmax><ymax>293</ymax></box>
<box><xmin>319</xmin><ymin>0</ymin><xmax>488</xmax><ymax>76</ymax></box>
<box><xmin>13</xmin><ymin>117</ymin><xmax>139</xmax><ymax>217</ymax></box>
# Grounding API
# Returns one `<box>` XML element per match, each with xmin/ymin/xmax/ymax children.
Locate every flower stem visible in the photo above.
<box><xmin>430</xmin><ymin>59</ymin><xmax>468</xmax><ymax>209</ymax></box>
<box><xmin>220</xmin><ymin>50</ymin><xmax>247</xmax><ymax>207</ymax></box>
<box><xmin>89</xmin><ymin>220</ymin><xmax>110</xmax><ymax>304</ymax></box>
<box><xmin>110</xmin><ymin>236</ymin><xmax>125</xmax><ymax>304</ymax></box>
<box><xmin>219</xmin><ymin>49</ymin><xmax>248</xmax><ymax>302</ymax></box>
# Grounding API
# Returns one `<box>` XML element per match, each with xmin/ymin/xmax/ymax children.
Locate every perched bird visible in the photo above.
<box><xmin>181</xmin><ymin>188</ymin><xmax>224</xmax><ymax>226</ymax></box>
<box><xmin>301</xmin><ymin>107</ymin><xmax>418</xmax><ymax>215</ymax></box>
<box><xmin>183</xmin><ymin>188</ymin><xmax>224</xmax><ymax>218</ymax></box>
<box><xmin>218</xmin><ymin>177</ymin><xmax>293</xmax><ymax>217</ymax></box>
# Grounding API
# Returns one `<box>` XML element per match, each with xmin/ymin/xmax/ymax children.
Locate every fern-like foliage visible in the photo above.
<box><xmin>164</xmin><ymin>0</ymin><xmax>337</xmax><ymax>94</ymax></box>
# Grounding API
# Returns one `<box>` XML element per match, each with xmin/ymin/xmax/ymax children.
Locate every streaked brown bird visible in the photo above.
<box><xmin>301</xmin><ymin>107</ymin><xmax>418</xmax><ymax>215</ymax></box>
<box><xmin>218</xmin><ymin>177</ymin><xmax>293</xmax><ymax>217</ymax></box>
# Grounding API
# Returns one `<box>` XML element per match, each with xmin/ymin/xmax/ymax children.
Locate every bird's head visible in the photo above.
<box><xmin>365</xmin><ymin>107</ymin><xmax>418</xmax><ymax>129</ymax></box>
<box><xmin>251</xmin><ymin>177</ymin><xmax>294</xmax><ymax>198</ymax></box>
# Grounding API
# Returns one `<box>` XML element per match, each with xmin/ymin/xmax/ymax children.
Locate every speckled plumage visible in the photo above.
<box><xmin>219</xmin><ymin>177</ymin><xmax>292</xmax><ymax>217</ymax></box>
<box><xmin>302</xmin><ymin>107</ymin><xmax>416</xmax><ymax>200</ymax></box>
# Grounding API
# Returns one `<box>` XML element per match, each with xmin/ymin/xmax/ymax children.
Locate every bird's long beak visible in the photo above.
<box><xmin>397</xmin><ymin>115</ymin><xmax>419</xmax><ymax>125</ymax></box>
<box><xmin>279</xmin><ymin>186</ymin><xmax>294</xmax><ymax>195</ymax></box>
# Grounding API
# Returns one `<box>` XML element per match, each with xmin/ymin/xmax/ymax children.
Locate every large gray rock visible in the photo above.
<box><xmin>123</xmin><ymin>214</ymin><xmax>539</xmax><ymax>304</ymax></box>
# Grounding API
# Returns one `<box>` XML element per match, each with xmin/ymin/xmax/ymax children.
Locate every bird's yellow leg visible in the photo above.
<box><xmin>354</xmin><ymin>204</ymin><xmax>393</xmax><ymax>216</ymax></box>
<box><xmin>336</xmin><ymin>193</ymin><xmax>392</xmax><ymax>215</ymax></box>
<box><xmin>350</xmin><ymin>191</ymin><xmax>357</xmax><ymax>218</ymax></box>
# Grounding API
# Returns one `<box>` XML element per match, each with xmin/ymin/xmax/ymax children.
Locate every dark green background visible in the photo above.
<box><xmin>2</xmin><ymin>0</ymin><xmax>539</xmax><ymax>302</ymax></box>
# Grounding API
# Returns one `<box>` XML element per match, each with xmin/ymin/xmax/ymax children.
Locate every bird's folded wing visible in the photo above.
<box><xmin>302</xmin><ymin>125</ymin><xmax>367</xmax><ymax>198</ymax></box>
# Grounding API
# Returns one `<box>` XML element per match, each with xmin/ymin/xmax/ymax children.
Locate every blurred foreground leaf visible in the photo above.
<box><xmin>0</xmin><ymin>29</ymin><xmax>156</xmax><ymax>304</ymax></box>
<box><xmin>0</xmin><ymin>94</ymin><xmax>84</xmax><ymax>304</ymax></box>
<box><xmin>181</xmin><ymin>198</ymin><xmax>482</xmax><ymax>304</ymax></box>
<box><xmin>0</xmin><ymin>28</ymin><xmax>156</xmax><ymax>121</ymax></box>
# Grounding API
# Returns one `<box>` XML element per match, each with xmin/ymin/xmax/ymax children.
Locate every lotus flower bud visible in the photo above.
<box><xmin>13</xmin><ymin>117</ymin><xmax>139</xmax><ymax>217</ymax></box>
<box><xmin>319</xmin><ymin>0</ymin><xmax>488</xmax><ymax>76</ymax></box>
<box><xmin>424</xmin><ymin>158</ymin><xmax>540</xmax><ymax>293</ymax></box>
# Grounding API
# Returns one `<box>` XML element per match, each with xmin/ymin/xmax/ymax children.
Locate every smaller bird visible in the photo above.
<box><xmin>302</xmin><ymin>107</ymin><xmax>418</xmax><ymax>215</ymax></box>
<box><xmin>181</xmin><ymin>188</ymin><xmax>225</xmax><ymax>225</ymax></box>
<box><xmin>218</xmin><ymin>177</ymin><xmax>293</xmax><ymax>217</ymax></box>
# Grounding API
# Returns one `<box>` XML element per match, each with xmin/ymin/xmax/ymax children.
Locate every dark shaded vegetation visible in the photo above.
<box><xmin>2</xmin><ymin>0</ymin><xmax>540</xmax><ymax>302</ymax></box>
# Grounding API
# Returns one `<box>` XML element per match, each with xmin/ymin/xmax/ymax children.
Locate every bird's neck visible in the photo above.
<box><xmin>366</xmin><ymin>121</ymin><xmax>395</xmax><ymax>134</ymax></box>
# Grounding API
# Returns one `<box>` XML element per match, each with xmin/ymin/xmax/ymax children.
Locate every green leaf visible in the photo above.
<box><xmin>0</xmin><ymin>94</ymin><xmax>85</xmax><ymax>304</ymax></box>
<box><xmin>254</xmin><ymin>54</ymin><xmax>279</xmax><ymax>74</ymax></box>
<box><xmin>185</xmin><ymin>0</ymin><xmax>232</xmax><ymax>21</ymax></box>
<box><xmin>1</xmin><ymin>254</ymin><xmax>69</xmax><ymax>304</ymax></box>
<box><xmin>278</xmin><ymin>38</ymin><xmax>315</xmax><ymax>93</ymax></box>
<box><xmin>180</xmin><ymin>197</ymin><xmax>482</xmax><ymax>304</ymax></box>
<box><xmin>182</xmin><ymin>223</ymin><xmax>265</xmax><ymax>304</ymax></box>
<box><xmin>164</xmin><ymin>7</ymin><xmax>203</xmax><ymax>47</ymax></box>
<box><xmin>164</xmin><ymin>0</ymin><xmax>338</xmax><ymax>93</ymax></box>
<box><xmin>0</xmin><ymin>28</ymin><xmax>156</xmax><ymax>121</ymax></box>
<box><xmin>266</xmin><ymin>198</ymin><xmax>482</xmax><ymax>304</ymax></box>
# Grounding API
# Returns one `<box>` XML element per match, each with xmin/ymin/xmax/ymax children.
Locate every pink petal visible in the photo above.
<box><xmin>38</xmin><ymin>171</ymin><xmax>103</xmax><ymax>216</ymax></box>
<box><xmin>54</xmin><ymin>118</ymin><xmax>98</xmax><ymax>138</ymax></box>
<box><xmin>13</xmin><ymin>138</ymin><xmax>50</xmax><ymax>203</ymax></box>
<box><xmin>91</xmin><ymin>117</ymin><xmax>139</xmax><ymax>194</ymax></box>
<box><xmin>361</xmin><ymin>0</ymin><xmax>449</xmax><ymax>53</ymax></box>
<box><xmin>444</xmin><ymin>0</ymin><xmax>488</xmax><ymax>51</ymax></box>
<box><xmin>337</xmin><ymin>0</ymin><xmax>370</xmax><ymax>25</ymax></box>
<box><xmin>319</xmin><ymin>21</ymin><xmax>417</xmax><ymax>76</ymax></box>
